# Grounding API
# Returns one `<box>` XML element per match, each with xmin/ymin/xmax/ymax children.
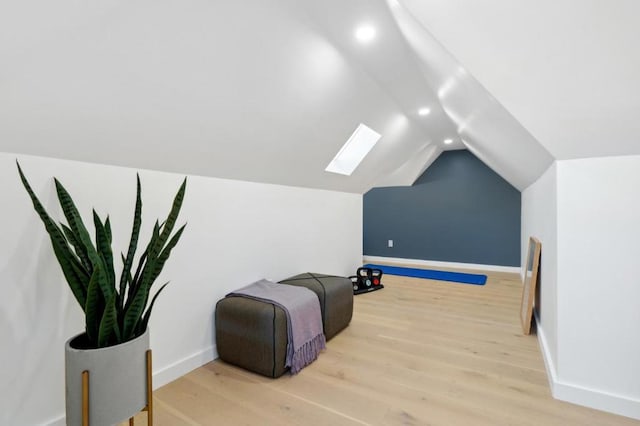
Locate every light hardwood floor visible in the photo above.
<box><xmin>127</xmin><ymin>267</ymin><xmax>638</xmax><ymax>425</ymax></box>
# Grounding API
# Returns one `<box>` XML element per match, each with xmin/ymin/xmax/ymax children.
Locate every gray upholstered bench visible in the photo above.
<box><xmin>215</xmin><ymin>273</ymin><xmax>353</xmax><ymax>378</ymax></box>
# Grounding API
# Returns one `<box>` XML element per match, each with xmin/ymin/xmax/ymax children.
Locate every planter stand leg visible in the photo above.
<box><xmin>146</xmin><ymin>349</ymin><xmax>153</xmax><ymax>426</ymax></box>
<box><xmin>82</xmin><ymin>371</ymin><xmax>89</xmax><ymax>426</ymax></box>
<box><xmin>129</xmin><ymin>349</ymin><xmax>153</xmax><ymax>426</ymax></box>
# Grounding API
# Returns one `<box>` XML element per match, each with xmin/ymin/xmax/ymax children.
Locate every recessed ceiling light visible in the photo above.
<box><xmin>326</xmin><ymin>123</ymin><xmax>381</xmax><ymax>176</ymax></box>
<box><xmin>444</xmin><ymin>139</ymin><xmax>453</xmax><ymax>145</ymax></box>
<box><xmin>418</xmin><ymin>108</ymin><xmax>431</xmax><ymax>116</ymax></box>
<box><xmin>355</xmin><ymin>25</ymin><xmax>376</xmax><ymax>43</ymax></box>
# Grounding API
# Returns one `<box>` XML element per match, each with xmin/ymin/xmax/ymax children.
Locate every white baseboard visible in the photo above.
<box><xmin>534</xmin><ymin>312</ymin><xmax>558</xmax><ymax>391</ymax></box>
<box><xmin>362</xmin><ymin>255</ymin><xmax>521</xmax><ymax>274</ymax></box>
<box><xmin>554</xmin><ymin>379</ymin><xmax>640</xmax><ymax>421</ymax></box>
<box><xmin>154</xmin><ymin>345</ymin><xmax>218</xmax><ymax>388</ymax></box>
<box><xmin>535</xmin><ymin>314</ymin><xmax>640</xmax><ymax>420</ymax></box>
<box><xmin>45</xmin><ymin>345</ymin><xmax>218</xmax><ymax>426</ymax></box>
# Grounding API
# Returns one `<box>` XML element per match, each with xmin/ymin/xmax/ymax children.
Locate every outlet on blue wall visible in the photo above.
<box><xmin>363</xmin><ymin>149</ymin><xmax>521</xmax><ymax>267</ymax></box>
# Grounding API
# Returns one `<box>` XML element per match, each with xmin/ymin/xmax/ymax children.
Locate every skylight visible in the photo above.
<box><xmin>325</xmin><ymin>123</ymin><xmax>381</xmax><ymax>176</ymax></box>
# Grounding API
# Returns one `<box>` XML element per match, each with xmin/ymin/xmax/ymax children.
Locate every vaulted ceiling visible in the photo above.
<box><xmin>1</xmin><ymin>1</ymin><xmax>636</xmax><ymax>193</ymax></box>
<box><xmin>400</xmin><ymin>0</ymin><xmax>640</xmax><ymax>161</ymax></box>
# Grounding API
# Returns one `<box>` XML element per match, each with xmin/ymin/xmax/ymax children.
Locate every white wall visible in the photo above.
<box><xmin>554</xmin><ymin>156</ymin><xmax>640</xmax><ymax>419</ymax></box>
<box><xmin>521</xmin><ymin>162</ymin><xmax>558</xmax><ymax>374</ymax></box>
<box><xmin>0</xmin><ymin>152</ymin><xmax>362</xmax><ymax>426</ymax></box>
<box><xmin>524</xmin><ymin>157</ymin><xmax>640</xmax><ymax>420</ymax></box>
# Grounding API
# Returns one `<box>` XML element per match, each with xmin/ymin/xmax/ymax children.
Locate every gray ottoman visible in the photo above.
<box><xmin>215</xmin><ymin>297</ymin><xmax>289</xmax><ymax>378</ymax></box>
<box><xmin>279</xmin><ymin>272</ymin><xmax>353</xmax><ymax>341</ymax></box>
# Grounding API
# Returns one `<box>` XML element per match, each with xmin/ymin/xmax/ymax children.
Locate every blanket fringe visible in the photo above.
<box><xmin>288</xmin><ymin>333</ymin><xmax>326</xmax><ymax>374</ymax></box>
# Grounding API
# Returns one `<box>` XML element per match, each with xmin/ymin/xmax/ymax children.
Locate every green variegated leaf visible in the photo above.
<box><xmin>122</xmin><ymin>280</ymin><xmax>148</xmax><ymax>339</ymax></box>
<box><xmin>132</xmin><ymin>224</ymin><xmax>186</xmax><ymax>325</ymax></box>
<box><xmin>54</xmin><ymin>178</ymin><xmax>100</xmax><ymax>267</ymax></box>
<box><xmin>17</xmin><ymin>162</ymin><xmax>89</xmax><ymax>308</ymax></box>
<box><xmin>150</xmin><ymin>179</ymin><xmax>186</xmax><ymax>259</ymax></box>
<box><xmin>128</xmin><ymin>249</ymin><xmax>148</xmax><ymax>305</ymax></box>
<box><xmin>84</xmin><ymin>265</ymin><xmax>102</xmax><ymax>341</ymax></box>
<box><xmin>119</xmin><ymin>174</ymin><xmax>142</xmax><ymax>300</ymax></box>
<box><xmin>54</xmin><ymin>245</ymin><xmax>89</xmax><ymax>310</ymax></box>
<box><xmin>104</xmin><ymin>216</ymin><xmax>112</xmax><ymax>244</ymax></box>
<box><xmin>93</xmin><ymin>210</ymin><xmax>115</xmax><ymax>295</ymax></box>
<box><xmin>121</xmin><ymin>253</ymin><xmax>127</xmax><ymax>273</ymax></box>
<box><xmin>149</xmin><ymin>220</ymin><xmax>161</xmax><ymax>258</ymax></box>
<box><xmin>127</xmin><ymin>218</ymin><xmax>159</xmax><ymax>305</ymax></box>
<box><xmin>139</xmin><ymin>282</ymin><xmax>169</xmax><ymax>333</ymax></box>
<box><xmin>120</xmin><ymin>253</ymin><xmax>133</xmax><ymax>288</ymax></box>
<box><xmin>145</xmin><ymin>225</ymin><xmax>186</xmax><ymax>290</ymax></box>
<box><xmin>98</xmin><ymin>291</ymin><xmax>118</xmax><ymax>347</ymax></box>
<box><xmin>60</xmin><ymin>223</ymin><xmax>91</xmax><ymax>273</ymax></box>
<box><xmin>94</xmin><ymin>254</ymin><xmax>113</xmax><ymax>303</ymax></box>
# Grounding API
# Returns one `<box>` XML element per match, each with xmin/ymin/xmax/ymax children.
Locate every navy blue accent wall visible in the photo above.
<box><xmin>363</xmin><ymin>150</ymin><xmax>521</xmax><ymax>267</ymax></box>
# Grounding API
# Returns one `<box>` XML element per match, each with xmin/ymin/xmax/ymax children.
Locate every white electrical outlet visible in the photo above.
<box><xmin>388</xmin><ymin>239</ymin><xmax>394</xmax><ymax>248</ymax></box>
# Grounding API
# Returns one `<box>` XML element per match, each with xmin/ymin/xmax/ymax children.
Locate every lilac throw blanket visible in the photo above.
<box><xmin>228</xmin><ymin>279</ymin><xmax>326</xmax><ymax>374</ymax></box>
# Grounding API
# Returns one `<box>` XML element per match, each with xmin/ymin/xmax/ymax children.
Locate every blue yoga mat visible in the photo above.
<box><xmin>363</xmin><ymin>264</ymin><xmax>487</xmax><ymax>286</ymax></box>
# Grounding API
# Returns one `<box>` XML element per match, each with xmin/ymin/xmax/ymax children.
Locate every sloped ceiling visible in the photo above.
<box><xmin>0</xmin><ymin>0</ymin><xmax>563</xmax><ymax>193</ymax></box>
<box><xmin>399</xmin><ymin>0</ymin><xmax>640</xmax><ymax>160</ymax></box>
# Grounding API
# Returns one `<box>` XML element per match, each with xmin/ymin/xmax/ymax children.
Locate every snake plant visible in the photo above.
<box><xmin>17</xmin><ymin>161</ymin><xmax>187</xmax><ymax>349</ymax></box>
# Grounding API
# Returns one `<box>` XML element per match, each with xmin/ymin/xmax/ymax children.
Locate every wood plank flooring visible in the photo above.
<box><xmin>125</xmin><ymin>267</ymin><xmax>638</xmax><ymax>425</ymax></box>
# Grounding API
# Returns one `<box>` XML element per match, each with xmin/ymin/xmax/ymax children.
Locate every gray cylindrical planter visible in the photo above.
<box><xmin>65</xmin><ymin>328</ymin><xmax>150</xmax><ymax>426</ymax></box>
